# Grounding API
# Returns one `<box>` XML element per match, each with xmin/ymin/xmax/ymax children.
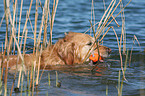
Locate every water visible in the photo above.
<box><xmin>0</xmin><ymin>0</ymin><xmax>145</xmax><ymax>95</ymax></box>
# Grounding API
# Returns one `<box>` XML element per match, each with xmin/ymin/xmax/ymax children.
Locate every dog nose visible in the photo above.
<box><xmin>107</xmin><ymin>48</ymin><xmax>111</xmax><ymax>54</ymax></box>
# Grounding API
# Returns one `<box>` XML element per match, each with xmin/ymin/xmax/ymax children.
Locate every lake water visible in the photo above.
<box><xmin>0</xmin><ymin>0</ymin><xmax>145</xmax><ymax>96</ymax></box>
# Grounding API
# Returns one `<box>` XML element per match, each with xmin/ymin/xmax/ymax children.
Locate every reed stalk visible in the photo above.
<box><xmin>0</xmin><ymin>43</ymin><xmax>3</xmax><ymax>95</ymax></box>
<box><xmin>12</xmin><ymin>0</ymin><xmax>18</xmax><ymax>55</ymax></box>
<box><xmin>0</xmin><ymin>13</ymin><xmax>5</xmax><ymax>27</ymax></box>
<box><xmin>9</xmin><ymin>20</ymin><xmax>25</xmax><ymax>92</ymax></box>
<box><xmin>22</xmin><ymin>1</ymin><xmax>33</xmax><ymax>91</ymax></box>
<box><xmin>94</xmin><ymin>0</ymin><xmax>132</xmax><ymax>41</ymax></box>
<box><xmin>82</xmin><ymin>20</ymin><xmax>101</xmax><ymax>64</ymax></box>
<box><xmin>120</xmin><ymin>1</ymin><xmax>126</xmax><ymax>54</ymax></box>
<box><xmin>88</xmin><ymin>0</ymin><xmax>132</xmax><ymax>81</ymax></box>
<box><xmin>56</xmin><ymin>71</ymin><xmax>58</xmax><ymax>87</ymax></box>
<box><xmin>28</xmin><ymin>16</ymin><xmax>34</xmax><ymax>32</ymax></box>
<box><xmin>0</xmin><ymin>71</ymin><xmax>2</xmax><ymax>95</ymax></box>
<box><xmin>43</xmin><ymin>0</ymin><xmax>49</xmax><ymax>47</ymax></box>
<box><xmin>112</xmin><ymin>26</ymin><xmax>127</xmax><ymax>81</ymax></box>
<box><xmin>32</xmin><ymin>61</ymin><xmax>36</xmax><ymax>96</ymax></box>
<box><xmin>106</xmin><ymin>85</ymin><xmax>108</xmax><ymax>96</ymax></box>
<box><xmin>96</xmin><ymin>0</ymin><xmax>120</xmax><ymax>40</ymax></box>
<box><xmin>7</xmin><ymin>0</ymin><xmax>17</xmax><ymax>54</ymax></box>
<box><xmin>1</xmin><ymin>0</ymin><xmax>60</xmax><ymax>95</ymax></box>
<box><xmin>103</xmin><ymin>0</ymin><xmax>106</xmax><ymax>10</ymax></box>
<box><xmin>33</xmin><ymin>0</ymin><xmax>38</xmax><ymax>54</ymax></box>
<box><xmin>36</xmin><ymin>45</ymin><xmax>43</xmax><ymax>86</ymax></box>
<box><xmin>21</xmin><ymin>29</ymin><xmax>28</xmax><ymax>93</ymax></box>
<box><xmin>3</xmin><ymin>0</ymin><xmax>10</xmax><ymax>95</ymax></box>
<box><xmin>90</xmin><ymin>0</ymin><xmax>95</xmax><ymax>35</ymax></box>
<box><xmin>118</xmin><ymin>50</ymin><xmax>129</xmax><ymax>96</ymax></box>
<box><xmin>48</xmin><ymin>0</ymin><xmax>59</xmax><ymax>46</ymax></box>
<box><xmin>38</xmin><ymin>43</ymin><xmax>57</xmax><ymax>83</ymax></box>
<box><xmin>35</xmin><ymin>1</ymin><xmax>47</xmax><ymax>85</ymax></box>
<box><xmin>10</xmin><ymin>39</ymin><xmax>22</xmax><ymax>96</ymax></box>
<box><xmin>2</xmin><ymin>0</ymin><xmax>9</xmax><ymax>81</ymax></box>
<box><xmin>24</xmin><ymin>82</ymin><xmax>27</xmax><ymax>96</ymax></box>
<box><xmin>35</xmin><ymin>0</ymin><xmax>47</xmax><ymax>86</ymax></box>
<box><xmin>4</xmin><ymin>45</ymin><xmax>10</xmax><ymax>96</ymax></box>
<box><xmin>7</xmin><ymin>0</ymin><xmax>17</xmax><ymax>52</ymax></box>
<box><xmin>48</xmin><ymin>72</ymin><xmax>51</xmax><ymax>86</ymax></box>
<box><xmin>117</xmin><ymin>70</ymin><xmax>121</xmax><ymax>95</ymax></box>
<box><xmin>36</xmin><ymin>2</ymin><xmax>45</xmax><ymax>48</ymax></box>
<box><xmin>9</xmin><ymin>23</ymin><xmax>26</xmax><ymax>95</ymax></box>
<box><xmin>17</xmin><ymin>65</ymin><xmax>22</xmax><ymax>89</ymax></box>
<box><xmin>27</xmin><ymin>70</ymin><xmax>30</xmax><ymax>96</ymax></box>
<box><xmin>29</xmin><ymin>60</ymin><xmax>34</xmax><ymax>90</ymax></box>
<box><xmin>23</xmin><ymin>29</ymin><xmax>28</xmax><ymax>53</ymax></box>
<box><xmin>18</xmin><ymin>0</ymin><xmax>23</xmax><ymax>44</ymax></box>
<box><xmin>10</xmin><ymin>31</ymin><xmax>25</xmax><ymax>93</ymax></box>
<box><xmin>129</xmin><ymin>35</ymin><xmax>140</xmax><ymax>66</ymax></box>
<box><xmin>16</xmin><ymin>23</ymin><xmax>28</xmax><ymax>90</ymax></box>
<box><xmin>10</xmin><ymin>67</ymin><xmax>17</xmax><ymax>96</ymax></box>
<box><xmin>21</xmin><ymin>73</ymin><xmax>24</xmax><ymax>96</ymax></box>
<box><xmin>102</xmin><ymin>0</ymin><xmax>132</xmax><ymax>34</ymax></box>
<box><xmin>96</xmin><ymin>0</ymin><xmax>115</xmax><ymax>36</ymax></box>
<box><xmin>90</xmin><ymin>20</ymin><xmax>101</xmax><ymax>62</ymax></box>
<box><xmin>22</xmin><ymin>0</ymin><xmax>33</xmax><ymax>35</ymax></box>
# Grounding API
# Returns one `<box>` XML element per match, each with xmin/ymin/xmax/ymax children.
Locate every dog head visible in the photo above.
<box><xmin>57</xmin><ymin>32</ymin><xmax>111</xmax><ymax>65</ymax></box>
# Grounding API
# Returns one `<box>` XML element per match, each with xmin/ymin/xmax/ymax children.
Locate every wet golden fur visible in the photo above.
<box><xmin>0</xmin><ymin>32</ymin><xmax>111</xmax><ymax>72</ymax></box>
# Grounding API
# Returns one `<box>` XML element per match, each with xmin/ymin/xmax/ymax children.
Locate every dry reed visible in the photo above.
<box><xmin>129</xmin><ymin>35</ymin><xmax>141</xmax><ymax>66</ymax></box>
<box><xmin>48</xmin><ymin>0</ymin><xmax>59</xmax><ymax>46</ymax></box>
<box><xmin>86</xmin><ymin>0</ymin><xmax>132</xmax><ymax>81</ymax></box>
<box><xmin>33</xmin><ymin>0</ymin><xmax>38</xmax><ymax>54</ymax></box>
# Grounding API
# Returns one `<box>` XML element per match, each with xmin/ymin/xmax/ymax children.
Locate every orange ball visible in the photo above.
<box><xmin>89</xmin><ymin>53</ymin><xmax>103</xmax><ymax>62</ymax></box>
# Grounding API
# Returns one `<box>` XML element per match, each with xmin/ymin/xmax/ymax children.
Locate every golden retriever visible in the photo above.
<box><xmin>0</xmin><ymin>32</ymin><xmax>111</xmax><ymax>72</ymax></box>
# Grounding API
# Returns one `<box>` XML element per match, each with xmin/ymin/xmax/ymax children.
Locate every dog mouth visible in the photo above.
<box><xmin>89</xmin><ymin>48</ymin><xmax>111</xmax><ymax>63</ymax></box>
<box><xmin>101</xmin><ymin>48</ymin><xmax>111</xmax><ymax>58</ymax></box>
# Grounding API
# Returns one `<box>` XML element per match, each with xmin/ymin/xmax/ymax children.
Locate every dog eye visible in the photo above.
<box><xmin>87</xmin><ymin>42</ymin><xmax>92</xmax><ymax>46</ymax></box>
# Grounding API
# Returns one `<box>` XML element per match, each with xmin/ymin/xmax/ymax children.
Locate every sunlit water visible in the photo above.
<box><xmin>0</xmin><ymin>0</ymin><xmax>145</xmax><ymax>96</ymax></box>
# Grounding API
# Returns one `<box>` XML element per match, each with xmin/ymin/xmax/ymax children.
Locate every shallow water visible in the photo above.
<box><xmin>0</xmin><ymin>0</ymin><xmax>145</xmax><ymax>96</ymax></box>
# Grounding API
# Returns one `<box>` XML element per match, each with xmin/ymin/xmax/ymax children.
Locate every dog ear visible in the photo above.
<box><xmin>57</xmin><ymin>43</ymin><xmax>75</xmax><ymax>65</ymax></box>
<box><xmin>63</xmin><ymin>32</ymin><xmax>77</xmax><ymax>42</ymax></box>
<box><xmin>63</xmin><ymin>35</ymin><xmax>73</xmax><ymax>42</ymax></box>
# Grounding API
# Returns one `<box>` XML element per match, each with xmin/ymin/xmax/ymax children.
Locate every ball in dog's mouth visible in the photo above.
<box><xmin>89</xmin><ymin>53</ymin><xmax>104</xmax><ymax>63</ymax></box>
